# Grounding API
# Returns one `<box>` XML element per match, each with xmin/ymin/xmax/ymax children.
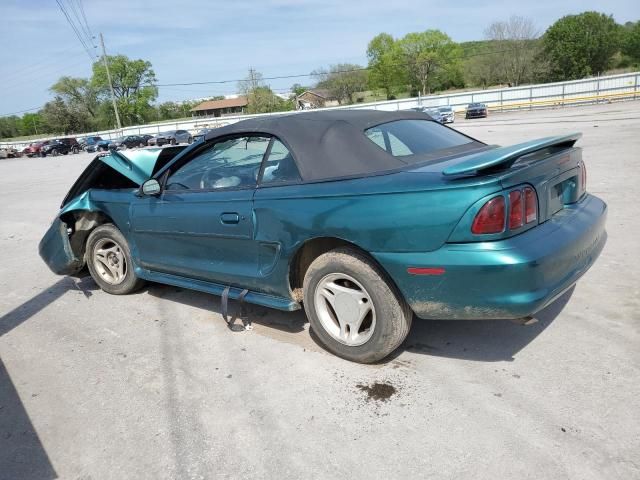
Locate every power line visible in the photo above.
<box><xmin>152</xmin><ymin>48</ymin><xmax>518</xmax><ymax>87</ymax></box>
<box><xmin>0</xmin><ymin>106</ymin><xmax>43</xmax><ymax>116</ymax></box>
<box><xmin>55</xmin><ymin>0</ymin><xmax>96</xmax><ymax>61</ymax></box>
<box><xmin>67</xmin><ymin>0</ymin><xmax>93</xmax><ymax>48</ymax></box>
<box><xmin>77</xmin><ymin>0</ymin><xmax>96</xmax><ymax>45</ymax></box>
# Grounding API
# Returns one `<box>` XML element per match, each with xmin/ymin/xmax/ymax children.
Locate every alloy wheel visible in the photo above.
<box><xmin>92</xmin><ymin>238</ymin><xmax>127</xmax><ymax>285</ymax></box>
<box><xmin>313</xmin><ymin>273</ymin><xmax>376</xmax><ymax>346</ymax></box>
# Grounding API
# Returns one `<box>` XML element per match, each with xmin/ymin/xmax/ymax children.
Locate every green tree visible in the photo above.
<box><xmin>541</xmin><ymin>12</ymin><xmax>620</xmax><ymax>80</ymax></box>
<box><xmin>91</xmin><ymin>55</ymin><xmax>158</xmax><ymax>126</ymax></box>
<box><xmin>40</xmin><ymin>96</ymin><xmax>90</xmax><ymax>134</ymax></box>
<box><xmin>238</xmin><ymin>69</ymin><xmax>294</xmax><ymax>113</ymax></box>
<box><xmin>290</xmin><ymin>83</ymin><xmax>308</xmax><ymax>96</ymax></box>
<box><xmin>367</xmin><ymin>33</ymin><xmax>404</xmax><ymax>99</ymax></box>
<box><xmin>21</xmin><ymin>113</ymin><xmax>45</xmax><ymax>136</ymax></box>
<box><xmin>313</xmin><ymin>64</ymin><xmax>368</xmax><ymax>104</ymax></box>
<box><xmin>50</xmin><ymin>76</ymin><xmax>100</xmax><ymax>121</ymax></box>
<box><xmin>621</xmin><ymin>21</ymin><xmax>640</xmax><ymax>63</ymax></box>
<box><xmin>399</xmin><ymin>30</ymin><xmax>462</xmax><ymax>95</ymax></box>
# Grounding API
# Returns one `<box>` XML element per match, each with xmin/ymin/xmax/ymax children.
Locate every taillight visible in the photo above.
<box><xmin>580</xmin><ymin>162</ymin><xmax>587</xmax><ymax>192</ymax></box>
<box><xmin>524</xmin><ymin>187</ymin><xmax>537</xmax><ymax>224</ymax></box>
<box><xmin>508</xmin><ymin>190</ymin><xmax>523</xmax><ymax>229</ymax></box>
<box><xmin>471</xmin><ymin>196</ymin><xmax>505</xmax><ymax>234</ymax></box>
<box><xmin>472</xmin><ymin>186</ymin><xmax>537</xmax><ymax>236</ymax></box>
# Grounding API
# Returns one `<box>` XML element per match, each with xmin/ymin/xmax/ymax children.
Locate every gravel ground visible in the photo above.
<box><xmin>1</xmin><ymin>101</ymin><xmax>639</xmax><ymax>480</ymax></box>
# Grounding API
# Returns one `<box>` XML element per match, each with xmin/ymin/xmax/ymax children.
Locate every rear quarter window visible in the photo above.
<box><xmin>365</xmin><ymin>119</ymin><xmax>472</xmax><ymax>158</ymax></box>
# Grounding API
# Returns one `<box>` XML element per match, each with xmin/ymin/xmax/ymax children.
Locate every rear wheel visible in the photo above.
<box><xmin>303</xmin><ymin>247</ymin><xmax>412</xmax><ymax>363</ymax></box>
<box><xmin>86</xmin><ymin>224</ymin><xmax>145</xmax><ymax>295</ymax></box>
<box><xmin>72</xmin><ymin>147</ymin><xmax>79</xmax><ymax>154</ymax></box>
<box><xmin>170</xmin><ymin>138</ymin><xmax>176</xmax><ymax>145</ymax></box>
<box><xmin>51</xmin><ymin>149</ymin><xmax>58</xmax><ymax>156</ymax></box>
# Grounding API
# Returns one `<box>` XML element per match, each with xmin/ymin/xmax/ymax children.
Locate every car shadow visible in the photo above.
<box><xmin>142</xmin><ymin>280</ymin><xmax>573</xmax><ymax>363</ymax></box>
<box><xmin>143</xmin><ymin>283</ymin><xmax>307</xmax><ymax>334</ymax></box>
<box><xmin>396</xmin><ymin>286</ymin><xmax>575</xmax><ymax>362</ymax></box>
<box><xmin>0</xmin><ymin>276</ymin><xmax>94</xmax><ymax>480</ymax></box>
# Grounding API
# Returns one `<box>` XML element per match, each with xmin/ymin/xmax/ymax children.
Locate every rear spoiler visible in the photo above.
<box><xmin>442</xmin><ymin>133</ymin><xmax>582</xmax><ymax>176</ymax></box>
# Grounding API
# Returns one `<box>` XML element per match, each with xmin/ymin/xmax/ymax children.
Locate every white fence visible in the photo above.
<box><xmin>3</xmin><ymin>71</ymin><xmax>639</xmax><ymax>149</ymax></box>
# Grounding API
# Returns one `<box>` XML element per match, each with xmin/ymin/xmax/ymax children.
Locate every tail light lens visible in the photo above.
<box><xmin>524</xmin><ymin>187</ymin><xmax>537</xmax><ymax>224</ymax></box>
<box><xmin>472</xmin><ymin>186</ymin><xmax>537</xmax><ymax>236</ymax></box>
<box><xmin>471</xmin><ymin>196</ymin><xmax>505</xmax><ymax>234</ymax></box>
<box><xmin>580</xmin><ymin>161</ymin><xmax>587</xmax><ymax>192</ymax></box>
<box><xmin>508</xmin><ymin>190</ymin><xmax>524</xmax><ymax>229</ymax></box>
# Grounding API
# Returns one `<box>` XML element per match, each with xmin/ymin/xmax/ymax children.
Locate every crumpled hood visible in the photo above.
<box><xmin>99</xmin><ymin>149</ymin><xmax>159</xmax><ymax>185</ymax></box>
<box><xmin>59</xmin><ymin>146</ymin><xmax>187</xmax><ymax>210</ymax></box>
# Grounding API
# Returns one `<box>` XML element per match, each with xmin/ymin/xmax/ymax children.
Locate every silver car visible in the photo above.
<box><xmin>148</xmin><ymin>130</ymin><xmax>193</xmax><ymax>146</ymax></box>
<box><xmin>437</xmin><ymin>106</ymin><xmax>455</xmax><ymax>124</ymax></box>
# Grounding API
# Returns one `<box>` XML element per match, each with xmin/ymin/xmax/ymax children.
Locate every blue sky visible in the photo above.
<box><xmin>0</xmin><ymin>0</ymin><xmax>638</xmax><ymax>115</ymax></box>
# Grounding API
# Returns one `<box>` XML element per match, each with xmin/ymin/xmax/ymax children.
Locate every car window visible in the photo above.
<box><xmin>166</xmin><ymin>135</ymin><xmax>270</xmax><ymax>191</ymax></box>
<box><xmin>260</xmin><ymin>139</ymin><xmax>301</xmax><ymax>185</ymax></box>
<box><xmin>365</xmin><ymin>120</ymin><xmax>472</xmax><ymax>157</ymax></box>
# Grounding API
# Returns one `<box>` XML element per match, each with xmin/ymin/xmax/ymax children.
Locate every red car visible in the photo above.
<box><xmin>24</xmin><ymin>141</ymin><xmax>49</xmax><ymax>157</ymax></box>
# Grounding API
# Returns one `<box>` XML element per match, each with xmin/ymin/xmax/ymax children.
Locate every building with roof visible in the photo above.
<box><xmin>295</xmin><ymin>89</ymin><xmax>340</xmax><ymax>110</ymax></box>
<box><xmin>190</xmin><ymin>97</ymin><xmax>248</xmax><ymax>117</ymax></box>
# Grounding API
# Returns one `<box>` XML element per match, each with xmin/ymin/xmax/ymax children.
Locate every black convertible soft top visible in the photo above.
<box><xmin>203</xmin><ymin>109</ymin><xmax>480</xmax><ymax>182</ymax></box>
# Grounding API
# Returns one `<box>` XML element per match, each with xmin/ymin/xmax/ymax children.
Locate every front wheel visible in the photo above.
<box><xmin>86</xmin><ymin>224</ymin><xmax>145</xmax><ymax>295</ymax></box>
<box><xmin>303</xmin><ymin>247</ymin><xmax>412</xmax><ymax>363</ymax></box>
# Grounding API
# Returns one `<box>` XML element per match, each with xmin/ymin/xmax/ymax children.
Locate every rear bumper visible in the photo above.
<box><xmin>372</xmin><ymin>194</ymin><xmax>607</xmax><ymax>320</ymax></box>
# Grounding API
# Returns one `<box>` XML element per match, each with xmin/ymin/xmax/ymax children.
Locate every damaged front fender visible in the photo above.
<box><xmin>39</xmin><ymin>146</ymin><xmax>187</xmax><ymax>276</ymax></box>
<box><xmin>38</xmin><ymin>218</ymin><xmax>84</xmax><ymax>275</ymax></box>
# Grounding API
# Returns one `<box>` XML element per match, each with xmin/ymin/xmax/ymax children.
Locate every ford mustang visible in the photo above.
<box><xmin>39</xmin><ymin>110</ymin><xmax>607</xmax><ymax>363</ymax></box>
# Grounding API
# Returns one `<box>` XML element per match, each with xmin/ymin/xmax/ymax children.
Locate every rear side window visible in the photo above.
<box><xmin>365</xmin><ymin>120</ymin><xmax>472</xmax><ymax>157</ymax></box>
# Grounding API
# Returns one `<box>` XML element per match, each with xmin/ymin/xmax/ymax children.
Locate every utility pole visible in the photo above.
<box><xmin>100</xmin><ymin>33</ymin><xmax>122</xmax><ymax>130</ymax></box>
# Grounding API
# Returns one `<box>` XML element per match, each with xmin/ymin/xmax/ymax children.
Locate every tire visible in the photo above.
<box><xmin>86</xmin><ymin>224</ymin><xmax>145</xmax><ymax>295</ymax></box>
<box><xmin>170</xmin><ymin>138</ymin><xmax>176</xmax><ymax>145</ymax></box>
<box><xmin>72</xmin><ymin>147</ymin><xmax>79</xmax><ymax>154</ymax></box>
<box><xmin>187</xmin><ymin>137</ymin><xmax>193</xmax><ymax>144</ymax></box>
<box><xmin>303</xmin><ymin>247</ymin><xmax>412</xmax><ymax>363</ymax></box>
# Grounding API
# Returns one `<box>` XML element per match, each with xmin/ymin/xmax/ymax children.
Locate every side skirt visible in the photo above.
<box><xmin>135</xmin><ymin>267</ymin><xmax>301</xmax><ymax>312</ymax></box>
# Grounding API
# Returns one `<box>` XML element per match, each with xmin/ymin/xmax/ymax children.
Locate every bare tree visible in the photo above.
<box><xmin>485</xmin><ymin>16</ymin><xmax>539</xmax><ymax>86</ymax></box>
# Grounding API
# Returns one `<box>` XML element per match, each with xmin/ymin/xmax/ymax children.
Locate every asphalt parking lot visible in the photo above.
<box><xmin>1</xmin><ymin>101</ymin><xmax>639</xmax><ymax>480</ymax></box>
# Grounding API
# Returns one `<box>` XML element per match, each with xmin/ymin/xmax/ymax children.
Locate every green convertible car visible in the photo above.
<box><xmin>39</xmin><ymin>110</ymin><xmax>607</xmax><ymax>362</ymax></box>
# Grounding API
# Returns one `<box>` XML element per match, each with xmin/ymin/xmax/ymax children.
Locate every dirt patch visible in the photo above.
<box><xmin>356</xmin><ymin>382</ymin><xmax>397</xmax><ymax>402</ymax></box>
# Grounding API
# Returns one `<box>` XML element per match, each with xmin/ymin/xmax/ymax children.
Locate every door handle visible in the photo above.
<box><xmin>220</xmin><ymin>213</ymin><xmax>240</xmax><ymax>224</ymax></box>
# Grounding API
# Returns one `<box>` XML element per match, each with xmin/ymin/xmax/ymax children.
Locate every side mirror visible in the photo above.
<box><xmin>141</xmin><ymin>178</ymin><xmax>161</xmax><ymax>196</ymax></box>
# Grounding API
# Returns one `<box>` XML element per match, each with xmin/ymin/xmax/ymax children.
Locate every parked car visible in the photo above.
<box><xmin>148</xmin><ymin>130</ymin><xmax>193</xmax><ymax>146</ymax></box>
<box><xmin>40</xmin><ymin>138</ymin><xmax>79</xmax><ymax>157</ymax></box>
<box><xmin>81</xmin><ymin>136</ymin><xmax>103</xmax><ymax>152</ymax></box>
<box><xmin>39</xmin><ymin>110</ymin><xmax>606</xmax><ymax>363</ymax></box>
<box><xmin>425</xmin><ymin>108</ymin><xmax>445</xmax><ymax>123</ymax></box>
<box><xmin>465</xmin><ymin>103</ymin><xmax>488</xmax><ymax>119</ymax></box>
<box><xmin>24</xmin><ymin>141</ymin><xmax>49</xmax><ymax>157</ymax></box>
<box><xmin>409</xmin><ymin>106</ymin><xmax>449</xmax><ymax>124</ymax></box>
<box><xmin>193</xmin><ymin>128</ymin><xmax>214</xmax><ymax>143</ymax></box>
<box><xmin>0</xmin><ymin>147</ymin><xmax>19</xmax><ymax>159</ymax></box>
<box><xmin>109</xmin><ymin>135</ymin><xmax>149</xmax><ymax>150</ymax></box>
<box><xmin>96</xmin><ymin>139</ymin><xmax>112</xmax><ymax>151</ymax></box>
<box><xmin>140</xmin><ymin>134</ymin><xmax>153</xmax><ymax>146</ymax></box>
<box><xmin>437</xmin><ymin>106</ymin><xmax>455</xmax><ymax>123</ymax></box>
